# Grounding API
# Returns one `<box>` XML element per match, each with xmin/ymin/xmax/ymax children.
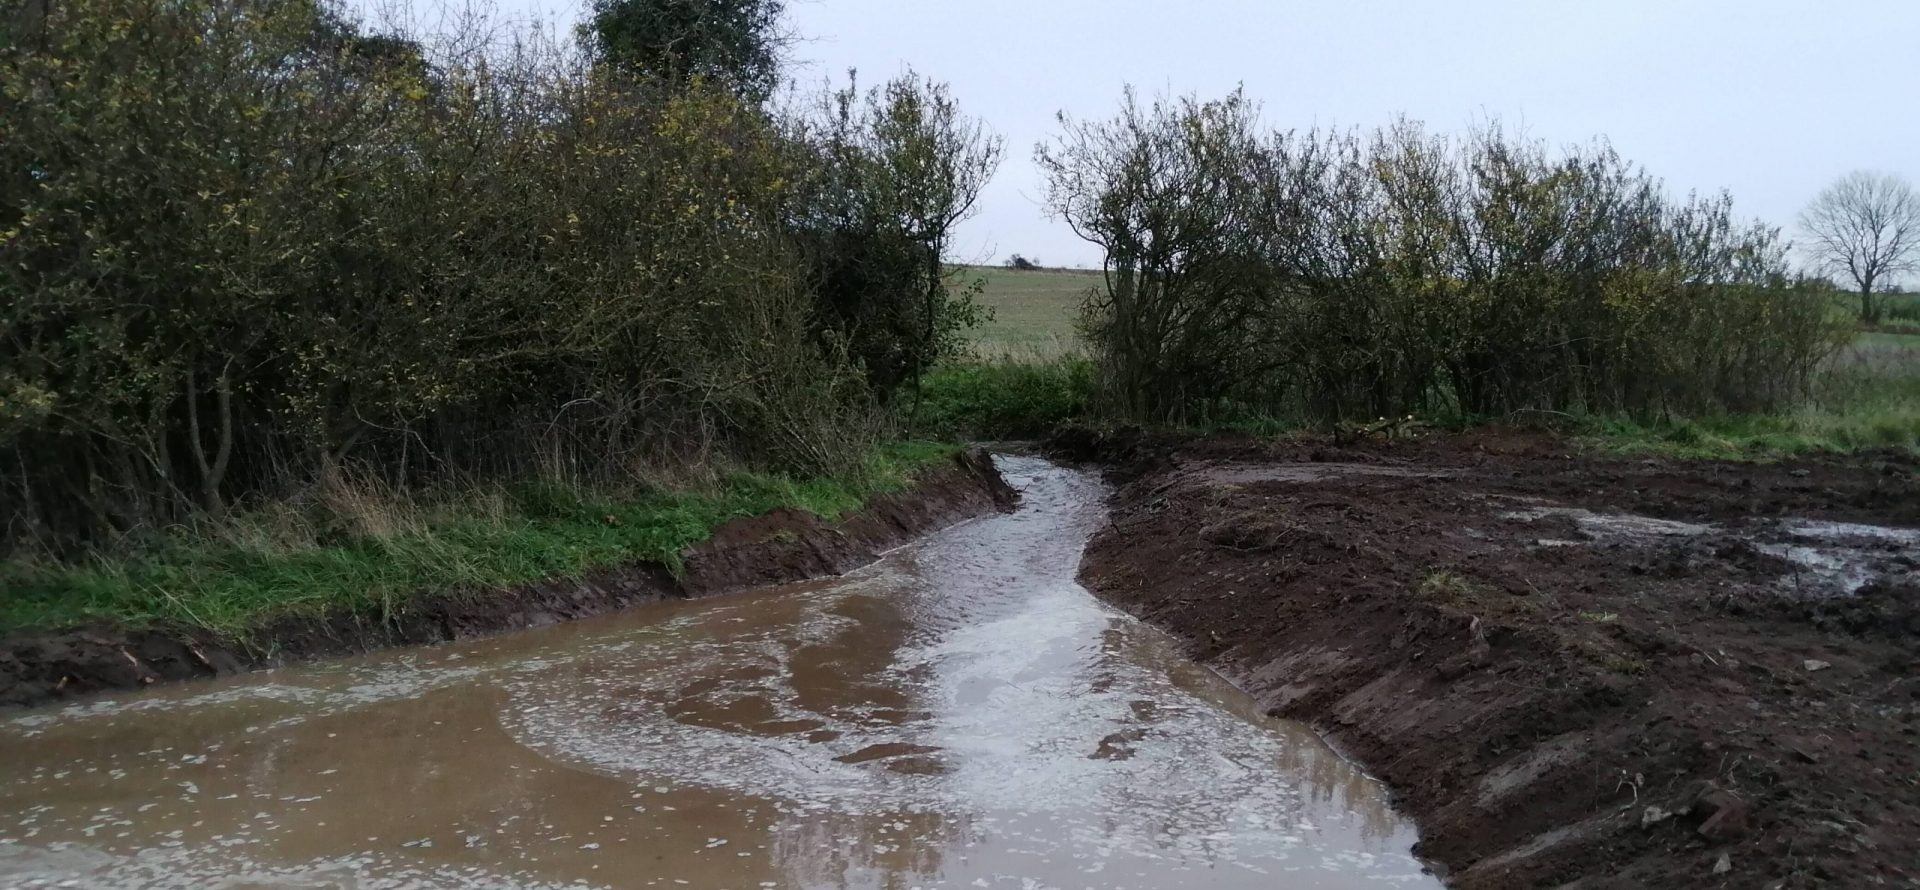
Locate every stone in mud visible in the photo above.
<box><xmin>1689</xmin><ymin>786</ymin><xmax>1752</xmax><ymax>842</ymax></box>
<box><xmin>1090</xmin><ymin>728</ymin><xmax>1148</xmax><ymax>761</ymax></box>
<box><xmin>1639</xmin><ymin>805</ymin><xmax>1674</xmax><ymax>828</ymax></box>
<box><xmin>1199</xmin><ymin>511</ymin><xmax>1296</xmax><ymax>552</ymax></box>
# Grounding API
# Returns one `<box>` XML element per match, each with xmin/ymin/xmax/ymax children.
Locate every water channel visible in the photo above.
<box><xmin>0</xmin><ymin>456</ymin><xmax>1437</xmax><ymax>889</ymax></box>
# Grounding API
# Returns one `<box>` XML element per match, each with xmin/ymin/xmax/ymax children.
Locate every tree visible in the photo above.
<box><xmin>1036</xmin><ymin>87</ymin><xmax>1269</xmax><ymax>422</ymax></box>
<box><xmin>1798</xmin><ymin>171</ymin><xmax>1920</xmax><ymax>324</ymax></box>
<box><xmin>583</xmin><ymin>0</ymin><xmax>786</xmax><ymax>101</ymax></box>
<box><xmin>795</xmin><ymin>71</ymin><xmax>1003</xmax><ymax>399</ymax></box>
<box><xmin>1038</xmin><ymin>88</ymin><xmax>1841</xmax><ymax>426</ymax></box>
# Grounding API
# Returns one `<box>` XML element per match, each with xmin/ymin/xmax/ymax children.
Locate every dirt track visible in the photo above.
<box><xmin>1060</xmin><ymin>429</ymin><xmax>1920</xmax><ymax>888</ymax></box>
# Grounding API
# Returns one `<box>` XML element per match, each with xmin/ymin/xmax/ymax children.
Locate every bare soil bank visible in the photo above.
<box><xmin>0</xmin><ymin>449</ymin><xmax>1016</xmax><ymax>710</ymax></box>
<box><xmin>1059</xmin><ymin>428</ymin><xmax>1919</xmax><ymax>889</ymax></box>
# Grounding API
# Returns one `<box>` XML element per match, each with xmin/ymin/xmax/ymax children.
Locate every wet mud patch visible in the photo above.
<box><xmin>1069</xmin><ymin>431</ymin><xmax>1920</xmax><ymax>888</ymax></box>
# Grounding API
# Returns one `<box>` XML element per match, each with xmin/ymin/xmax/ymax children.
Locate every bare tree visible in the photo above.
<box><xmin>1797</xmin><ymin>171</ymin><xmax>1920</xmax><ymax>323</ymax></box>
<box><xmin>1037</xmin><ymin>87</ymin><xmax>1268</xmax><ymax>423</ymax></box>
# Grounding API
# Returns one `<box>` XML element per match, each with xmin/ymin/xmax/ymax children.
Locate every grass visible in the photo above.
<box><xmin>0</xmin><ymin>442</ymin><xmax>961</xmax><ymax>639</ymax></box>
<box><xmin>954</xmin><ymin>264</ymin><xmax>1097</xmax><ymax>359</ymax></box>
<box><xmin>1580</xmin><ymin>356</ymin><xmax>1920</xmax><ymax>459</ymax></box>
<box><xmin>1853</xmin><ymin>330</ymin><xmax>1920</xmax><ymax>353</ymax></box>
<box><xmin>910</xmin><ymin>360</ymin><xmax>1096</xmax><ymax>440</ymax></box>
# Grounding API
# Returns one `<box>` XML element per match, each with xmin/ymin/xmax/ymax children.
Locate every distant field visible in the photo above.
<box><xmin>1856</xmin><ymin>330</ymin><xmax>1920</xmax><ymax>350</ymax></box>
<box><xmin>951</xmin><ymin>267</ymin><xmax>1920</xmax><ymax>381</ymax></box>
<box><xmin>952</xmin><ymin>265</ymin><xmax>1096</xmax><ymax>357</ymax></box>
<box><xmin>1842</xmin><ymin>330</ymin><xmax>1920</xmax><ymax>370</ymax></box>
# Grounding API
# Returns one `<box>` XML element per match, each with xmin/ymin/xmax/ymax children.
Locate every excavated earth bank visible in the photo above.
<box><xmin>1058</xmin><ymin>428</ymin><xmax>1920</xmax><ymax>889</ymax></box>
<box><xmin>0</xmin><ymin>449</ymin><xmax>1015</xmax><ymax>710</ymax></box>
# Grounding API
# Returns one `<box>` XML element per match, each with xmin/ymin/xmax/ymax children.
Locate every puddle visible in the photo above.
<box><xmin>1502</xmin><ymin>506</ymin><xmax>1917</xmax><ymax>596</ymax></box>
<box><xmin>1760</xmin><ymin>520</ymin><xmax>1920</xmax><ymax>594</ymax></box>
<box><xmin>1780</xmin><ymin>520</ymin><xmax>1920</xmax><ymax>546</ymax></box>
<box><xmin>1500</xmin><ymin>506</ymin><xmax>1713</xmax><ymax>540</ymax></box>
<box><xmin>0</xmin><ymin>456</ymin><xmax>1437</xmax><ymax>889</ymax></box>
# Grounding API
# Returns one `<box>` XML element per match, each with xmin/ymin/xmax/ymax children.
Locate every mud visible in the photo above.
<box><xmin>1065</xmin><ymin>429</ymin><xmax>1920</xmax><ymax>888</ymax></box>
<box><xmin>0</xmin><ymin>456</ymin><xmax>1437</xmax><ymax>889</ymax></box>
<box><xmin>0</xmin><ymin>449</ymin><xmax>1017</xmax><ymax>710</ymax></box>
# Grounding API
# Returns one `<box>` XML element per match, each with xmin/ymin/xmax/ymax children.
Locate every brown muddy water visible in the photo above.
<box><xmin>0</xmin><ymin>456</ymin><xmax>1438</xmax><ymax>889</ymax></box>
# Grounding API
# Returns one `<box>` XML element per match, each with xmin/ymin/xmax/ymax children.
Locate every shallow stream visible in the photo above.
<box><xmin>0</xmin><ymin>456</ymin><xmax>1436</xmax><ymax>889</ymax></box>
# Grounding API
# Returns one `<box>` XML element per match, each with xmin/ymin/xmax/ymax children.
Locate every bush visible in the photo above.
<box><xmin>911</xmin><ymin>360</ymin><xmax>1095</xmax><ymax>439</ymax></box>
<box><xmin>0</xmin><ymin>0</ymin><xmax>993</xmax><ymax>553</ymax></box>
<box><xmin>1038</xmin><ymin>90</ymin><xmax>1851</xmax><ymax>426</ymax></box>
<box><xmin>1883</xmin><ymin>293</ymin><xmax>1920</xmax><ymax>326</ymax></box>
<box><xmin>584</xmin><ymin>0</ymin><xmax>787</xmax><ymax>101</ymax></box>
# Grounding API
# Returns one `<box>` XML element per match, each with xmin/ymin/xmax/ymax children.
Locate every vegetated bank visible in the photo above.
<box><xmin>1</xmin><ymin>447</ymin><xmax>1016</xmax><ymax>709</ymax></box>
<box><xmin>1055</xmin><ymin>426</ymin><xmax>1919</xmax><ymax>889</ymax></box>
<box><xmin>1</xmin><ymin>0</ymin><xmax>1009</xmax><ymax>703</ymax></box>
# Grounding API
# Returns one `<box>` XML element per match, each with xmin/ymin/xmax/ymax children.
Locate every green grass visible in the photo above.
<box><xmin>1853</xmin><ymin>330</ymin><xmax>1920</xmax><ymax>353</ymax></box>
<box><xmin>0</xmin><ymin>442</ymin><xmax>961</xmax><ymax>639</ymax></box>
<box><xmin>1580</xmin><ymin>349</ymin><xmax>1920</xmax><ymax>459</ymax></box>
<box><xmin>1583</xmin><ymin>412</ymin><xmax>1920</xmax><ymax>460</ymax></box>
<box><xmin>954</xmin><ymin>265</ymin><xmax>1098</xmax><ymax>358</ymax></box>
<box><xmin>911</xmin><ymin>360</ymin><xmax>1095</xmax><ymax>439</ymax></box>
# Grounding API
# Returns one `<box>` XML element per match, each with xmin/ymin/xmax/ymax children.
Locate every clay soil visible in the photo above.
<box><xmin>1060</xmin><ymin>428</ymin><xmax>1920</xmax><ymax>889</ymax></box>
<box><xmin>0</xmin><ymin>449</ymin><xmax>1015</xmax><ymax>710</ymax></box>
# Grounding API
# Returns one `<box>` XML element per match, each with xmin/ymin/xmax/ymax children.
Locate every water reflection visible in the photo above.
<box><xmin>0</xmin><ymin>456</ymin><xmax>1436</xmax><ymax>888</ymax></box>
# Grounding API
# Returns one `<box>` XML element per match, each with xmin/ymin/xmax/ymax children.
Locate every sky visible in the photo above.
<box><xmin>498</xmin><ymin>0</ymin><xmax>1920</xmax><ymax>271</ymax></box>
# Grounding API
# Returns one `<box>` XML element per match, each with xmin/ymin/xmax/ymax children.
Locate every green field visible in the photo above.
<box><xmin>1854</xmin><ymin>330</ymin><xmax>1920</xmax><ymax>353</ymax></box>
<box><xmin>961</xmin><ymin>266</ymin><xmax>1920</xmax><ymax>368</ymax></box>
<box><xmin>955</xmin><ymin>265</ymin><xmax>1098</xmax><ymax>357</ymax></box>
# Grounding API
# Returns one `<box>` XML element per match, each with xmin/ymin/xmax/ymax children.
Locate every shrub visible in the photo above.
<box><xmin>583</xmin><ymin>0</ymin><xmax>787</xmax><ymax>101</ymax></box>
<box><xmin>911</xmin><ymin>360</ymin><xmax>1095</xmax><ymax>439</ymax></box>
<box><xmin>1036</xmin><ymin>88</ymin><xmax>1270</xmax><ymax>423</ymax></box>
<box><xmin>0</xmin><ymin>0</ymin><xmax>992</xmax><ymax>553</ymax></box>
<box><xmin>790</xmin><ymin>71</ymin><xmax>1003</xmax><ymax>400</ymax></box>
<box><xmin>1039</xmin><ymin>90</ymin><xmax>1850</xmax><ymax>425</ymax></box>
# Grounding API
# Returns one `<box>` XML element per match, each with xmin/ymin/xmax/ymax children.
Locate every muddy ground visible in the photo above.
<box><xmin>0</xmin><ymin>449</ymin><xmax>1016</xmax><ymax>710</ymax></box>
<box><xmin>1059</xmin><ymin>428</ymin><xmax>1920</xmax><ymax>889</ymax></box>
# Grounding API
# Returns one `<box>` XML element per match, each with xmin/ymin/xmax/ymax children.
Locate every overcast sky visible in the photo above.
<box><xmin>505</xmin><ymin>0</ymin><xmax>1920</xmax><ymax>271</ymax></box>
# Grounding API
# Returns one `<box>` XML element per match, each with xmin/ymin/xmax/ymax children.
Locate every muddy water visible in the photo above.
<box><xmin>0</xmin><ymin>457</ymin><xmax>1436</xmax><ymax>889</ymax></box>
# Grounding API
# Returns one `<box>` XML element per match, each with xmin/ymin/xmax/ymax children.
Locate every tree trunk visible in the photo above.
<box><xmin>185</xmin><ymin>363</ymin><xmax>235</xmax><ymax>517</ymax></box>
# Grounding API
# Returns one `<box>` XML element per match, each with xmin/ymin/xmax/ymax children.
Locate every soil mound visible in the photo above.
<box><xmin>1074</xmin><ymin>432</ymin><xmax>1920</xmax><ymax>888</ymax></box>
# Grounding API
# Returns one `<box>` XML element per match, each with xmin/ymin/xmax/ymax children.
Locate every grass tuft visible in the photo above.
<box><xmin>0</xmin><ymin>443</ymin><xmax>960</xmax><ymax>639</ymax></box>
